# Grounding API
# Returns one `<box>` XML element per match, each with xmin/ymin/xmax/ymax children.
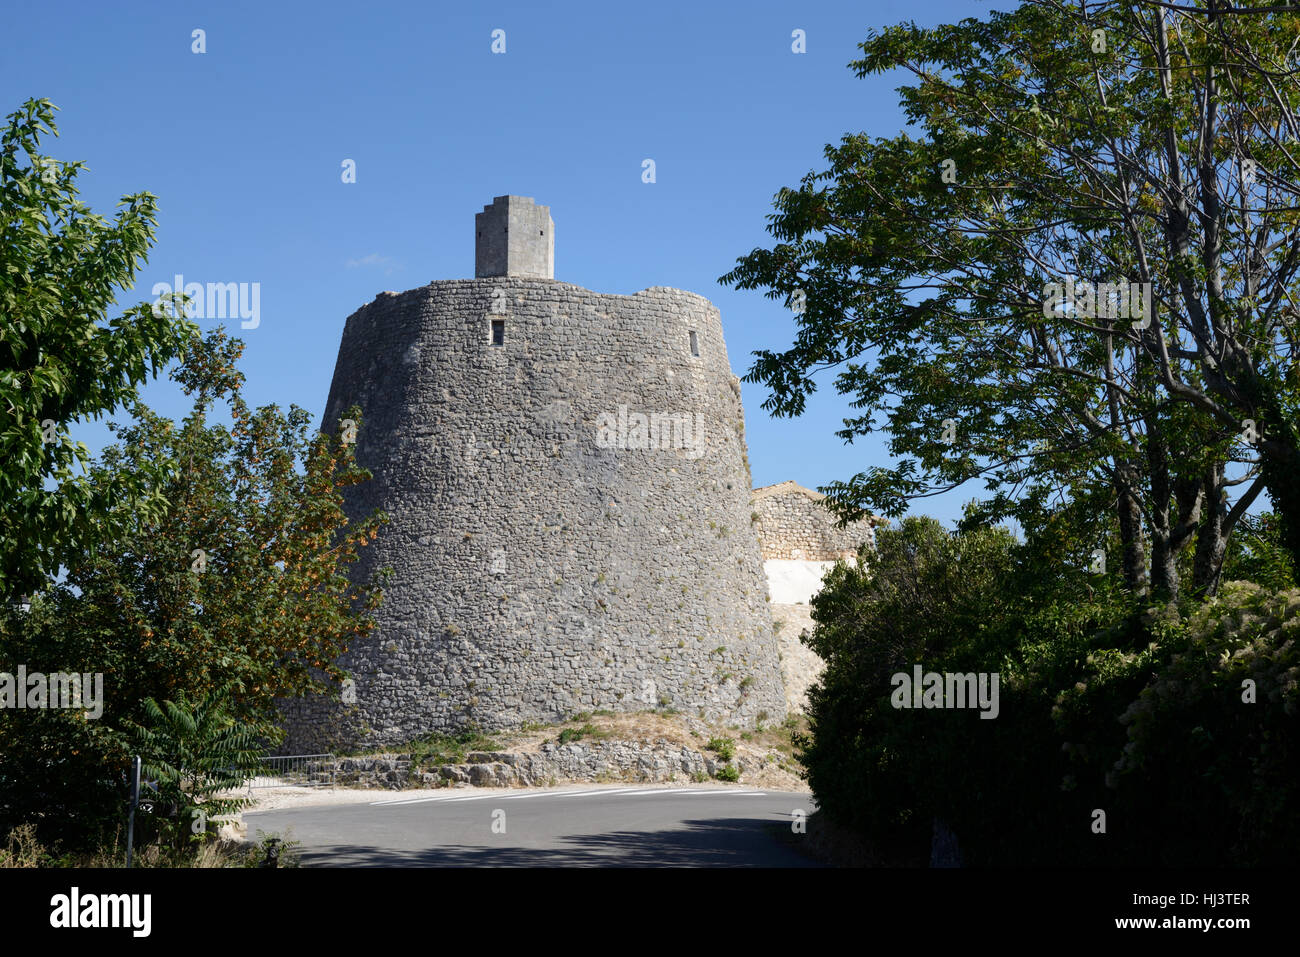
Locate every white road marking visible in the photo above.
<box><xmin>369</xmin><ymin>794</ymin><xmax>469</xmax><ymax>807</ymax></box>
<box><xmin>371</xmin><ymin>787</ymin><xmax>770</xmax><ymax>807</ymax></box>
<box><xmin>502</xmin><ymin>787</ymin><xmax>642</xmax><ymax>799</ymax></box>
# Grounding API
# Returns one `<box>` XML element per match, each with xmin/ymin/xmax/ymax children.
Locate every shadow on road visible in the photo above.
<box><xmin>282</xmin><ymin>816</ymin><xmax>825</xmax><ymax>867</ymax></box>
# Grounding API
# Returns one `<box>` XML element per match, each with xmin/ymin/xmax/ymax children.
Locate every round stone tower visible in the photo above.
<box><xmin>281</xmin><ymin>196</ymin><xmax>785</xmax><ymax>752</ymax></box>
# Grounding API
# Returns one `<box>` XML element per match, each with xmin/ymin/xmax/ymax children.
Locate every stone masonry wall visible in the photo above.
<box><xmin>772</xmin><ymin>602</ymin><xmax>822</xmax><ymax>713</ymax></box>
<box><xmin>279</xmin><ymin>278</ymin><xmax>786</xmax><ymax>753</ymax></box>
<box><xmin>751</xmin><ymin>481</ymin><xmax>877</xmax><ymax>561</ymax></box>
<box><xmin>475</xmin><ymin>196</ymin><xmax>554</xmax><ymax>280</ymax></box>
<box><xmin>328</xmin><ymin>741</ymin><xmax>761</xmax><ymax>789</ymax></box>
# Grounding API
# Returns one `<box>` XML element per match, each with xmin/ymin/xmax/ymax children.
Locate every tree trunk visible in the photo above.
<box><xmin>1149</xmin><ymin>534</ymin><xmax>1178</xmax><ymax>600</ymax></box>
<box><xmin>1115</xmin><ymin>465</ymin><xmax>1148</xmax><ymax>597</ymax></box>
<box><xmin>1144</xmin><ymin>424</ymin><xmax>1179</xmax><ymax>600</ymax></box>
<box><xmin>1191</xmin><ymin>465</ymin><xmax>1228</xmax><ymax>597</ymax></box>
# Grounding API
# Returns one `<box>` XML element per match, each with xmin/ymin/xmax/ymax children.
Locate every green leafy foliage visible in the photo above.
<box><xmin>398</xmin><ymin>727</ymin><xmax>501</xmax><ymax>769</ymax></box>
<box><xmin>0</xmin><ymin>98</ymin><xmax>197</xmax><ymax>601</ymax></box>
<box><xmin>123</xmin><ymin>687</ymin><xmax>267</xmax><ymax>850</ymax></box>
<box><xmin>721</xmin><ymin>5</ymin><xmax>1300</xmax><ymax>593</ymax></box>
<box><xmin>1222</xmin><ymin>512</ymin><xmax>1297</xmax><ymax>593</ymax></box>
<box><xmin>704</xmin><ymin>736</ymin><xmax>735</xmax><ymax>761</ymax></box>
<box><xmin>0</xmin><ymin>597</ymin><xmax>127</xmax><ymax>847</ymax></box>
<box><xmin>557</xmin><ymin>724</ymin><xmax>599</xmax><ymax>745</ymax></box>
<box><xmin>0</xmin><ymin>330</ymin><xmax>385</xmax><ymax>852</ymax></box>
<box><xmin>1094</xmin><ymin>583</ymin><xmax>1300</xmax><ymax>865</ymax></box>
<box><xmin>713</xmin><ymin>764</ymin><xmax>740</xmax><ymax>783</ymax></box>
<box><xmin>803</xmin><ymin>516</ymin><xmax>1299</xmax><ymax>865</ymax></box>
<box><xmin>37</xmin><ymin>329</ymin><xmax>387</xmax><ymax>726</ymax></box>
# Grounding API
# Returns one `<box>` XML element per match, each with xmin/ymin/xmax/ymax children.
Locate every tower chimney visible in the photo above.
<box><xmin>475</xmin><ymin>195</ymin><xmax>554</xmax><ymax>279</ymax></box>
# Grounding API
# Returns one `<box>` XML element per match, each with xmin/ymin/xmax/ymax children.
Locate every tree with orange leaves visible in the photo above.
<box><xmin>0</xmin><ymin>328</ymin><xmax>386</xmax><ymax>848</ymax></box>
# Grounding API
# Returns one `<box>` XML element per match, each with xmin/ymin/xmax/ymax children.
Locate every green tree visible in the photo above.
<box><xmin>0</xmin><ymin>98</ymin><xmax>196</xmax><ymax>601</ymax></box>
<box><xmin>125</xmin><ymin>687</ymin><xmax>267</xmax><ymax>851</ymax></box>
<box><xmin>56</xmin><ymin>328</ymin><xmax>387</xmax><ymax>723</ymax></box>
<box><xmin>1220</xmin><ymin>509</ymin><xmax>1296</xmax><ymax>590</ymax></box>
<box><xmin>804</xmin><ymin>515</ymin><xmax>1298</xmax><ymax>865</ymax></box>
<box><xmin>721</xmin><ymin>1</ymin><xmax>1300</xmax><ymax>597</ymax></box>
<box><xmin>800</xmin><ymin>517</ymin><xmax>1030</xmax><ymax>860</ymax></box>
<box><xmin>0</xmin><ymin>330</ymin><xmax>385</xmax><ymax>849</ymax></box>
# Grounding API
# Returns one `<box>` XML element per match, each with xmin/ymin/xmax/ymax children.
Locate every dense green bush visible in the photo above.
<box><xmin>124</xmin><ymin>687</ymin><xmax>268</xmax><ymax>851</ymax></box>
<box><xmin>800</xmin><ymin>517</ymin><xmax>1037</xmax><ymax>862</ymax></box>
<box><xmin>0</xmin><ymin>596</ymin><xmax>132</xmax><ymax>848</ymax></box>
<box><xmin>0</xmin><ymin>332</ymin><xmax>382</xmax><ymax>855</ymax></box>
<box><xmin>1097</xmin><ymin>584</ymin><xmax>1300</xmax><ymax>865</ymax></box>
<box><xmin>802</xmin><ymin>517</ymin><xmax>1300</xmax><ymax>866</ymax></box>
<box><xmin>1221</xmin><ymin>512</ymin><xmax>1297</xmax><ymax>593</ymax></box>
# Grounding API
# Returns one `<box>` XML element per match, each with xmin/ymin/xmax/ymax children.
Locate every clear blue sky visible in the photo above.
<box><xmin>3</xmin><ymin>0</ymin><xmax>1007</xmax><ymax>528</ymax></box>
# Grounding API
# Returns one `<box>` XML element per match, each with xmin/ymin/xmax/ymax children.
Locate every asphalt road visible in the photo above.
<box><xmin>244</xmin><ymin>786</ymin><xmax>823</xmax><ymax>867</ymax></box>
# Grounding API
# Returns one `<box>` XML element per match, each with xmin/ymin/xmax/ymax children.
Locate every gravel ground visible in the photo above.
<box><xmin>226</xmin><ymin>710</ymin><xmax>808</xmax><ymax>832</ymax></box>
<box><xmin>240</xmin><ymin>781</ymin><xmax>720</xmax><ymax>813</ymax></box>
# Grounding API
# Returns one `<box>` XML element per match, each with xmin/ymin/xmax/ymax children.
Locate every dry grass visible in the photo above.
<box><xmin>494</xmin><ymin>709</ymin><xmax>806</xmax><ymax>754</ymax></box>
<box><xmin>334</xmin><ymin>708</ymin><xmax>811</xmax><ymax>791</ymax></box>
<box><xmin>504</xmin><ymin>709</ymin><xmax>810</xmax><ymax>790</ymax></box>
<box><xmin>0</xmin><ymin>823</ymin><xmax>45</xmax><ymax>867</ymax></box>
<box><xmin>0</xmin><ymin>825</ymin><xmax>299</xmax><ymax>869</ymax></box>
<box><xmin>503</xmin><ymin>711</ymin><xmax>700</xmax><ymax>750</ymax></box>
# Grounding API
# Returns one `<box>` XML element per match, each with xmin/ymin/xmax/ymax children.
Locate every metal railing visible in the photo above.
<box><xmin>245</xmin><ymin>754</ymin><xmax>336</xmax><ymax>793</ymax></box>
